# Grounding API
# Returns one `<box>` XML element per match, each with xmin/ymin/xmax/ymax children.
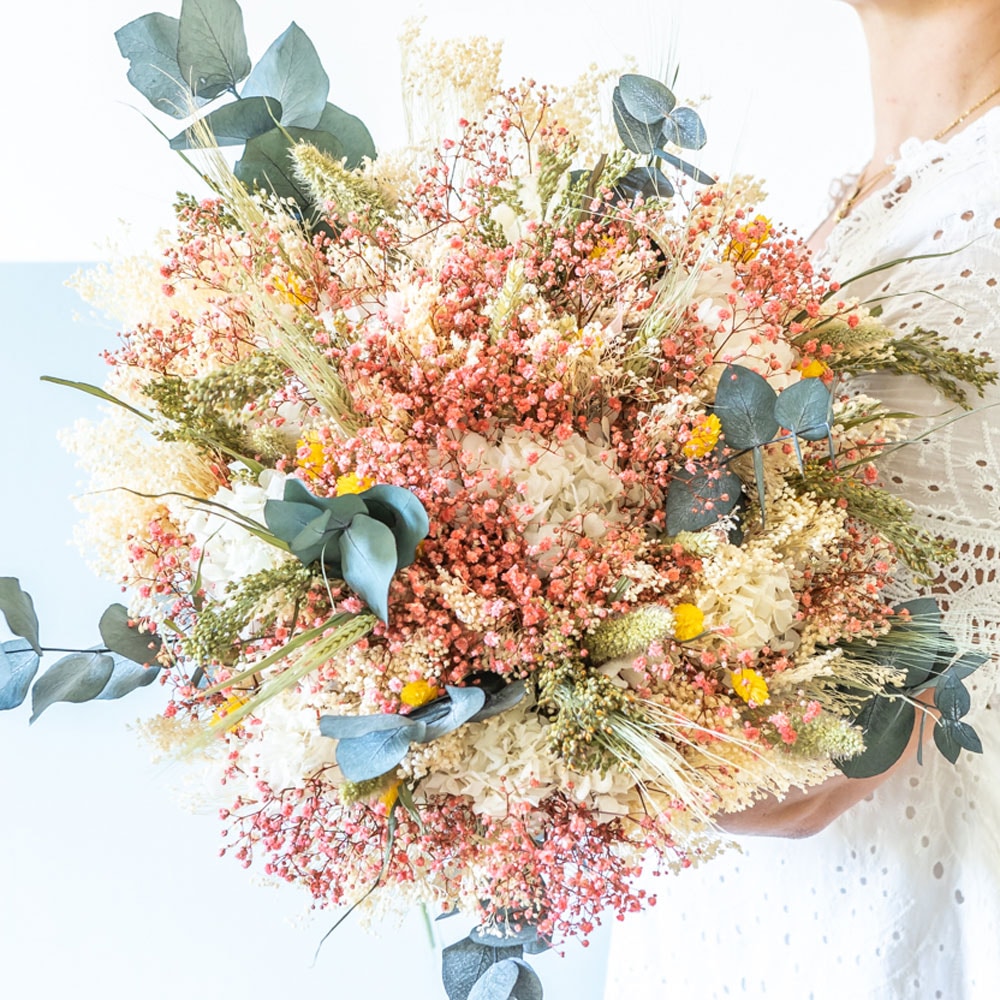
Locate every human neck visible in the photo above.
<box><xmin>855</xmin><ymin>0</ymin><xmax>1000</xmax><ymax>167</ymax></box>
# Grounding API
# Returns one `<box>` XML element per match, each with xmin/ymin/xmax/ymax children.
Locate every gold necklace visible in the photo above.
<box><xmin>836</xmin><ymin>79</ymin><xmax>1000</xmax><ymax>221</ymax></box>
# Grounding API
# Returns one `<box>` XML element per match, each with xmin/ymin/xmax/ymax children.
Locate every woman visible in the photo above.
<box><xmin>604</xmin><ymin>1</ymin><xmax>1000</xmax><ymax>995</ymax></box>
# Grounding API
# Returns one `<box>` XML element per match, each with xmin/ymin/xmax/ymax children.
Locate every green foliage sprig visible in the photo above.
<box><xmin>840</xmin><ymin>327</ymin><xmax>999</xmax><ymax>409</ymax></box>
<box><xmin>798</xmin><ymin>463</ymin><xmax>954</xmax><ymax>579</ymax></box>
<box><xmin>0</xmin><ymin>579</ymin><xmax>163</xmax><ymax>722</ymax></box>
<box><xmin>836</xmin><ymin>599</ymin><xmax>985</xmax><ymax>777</ymax></box>
<box><xmin>116</xmin><ymin>0</ymin><xmax>376</xmax><ymax>217</ymax></box>
<box><xmin>143</xmin><ymin>352</ymin><xmax>289</xmax><ymax>463</ymax></box>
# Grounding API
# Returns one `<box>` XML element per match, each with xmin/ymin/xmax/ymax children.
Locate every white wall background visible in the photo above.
<box><xmin>0</xmin><ymin>2</ymin><xmax>871</xmax><ymax>997</ymax></box>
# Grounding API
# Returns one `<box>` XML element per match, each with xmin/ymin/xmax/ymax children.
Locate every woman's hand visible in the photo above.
<box><xmin>717</xmin><ymin>692</ymin><xmax>938</xmax><ymax>838</ymax></box>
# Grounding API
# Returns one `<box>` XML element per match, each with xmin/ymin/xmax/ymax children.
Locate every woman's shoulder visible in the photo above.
<box><xmin>824</xmin><ymin>107</ymin><xmax>1000</xmax><ymax>274</ymax></box>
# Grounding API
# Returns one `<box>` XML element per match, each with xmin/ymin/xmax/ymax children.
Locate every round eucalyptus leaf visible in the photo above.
<box><xmin>935</xmin><ymin>673</ymin><xmax>972</xmax><ymax>721</ymax></box>
<box><xmin>339</xmin><ymin>514</ymin><xmax>400</xmax><ymax>623</ymax></box>
<box><xmin>469</xmin><ymin>680</ymin><xmax>527</xmax><ymax>724</ymax></box>
<box><xmin>773</xmin><ymin>378</ymin><xmax>832</xmax><ymax>441</ymax></box>
<box><xmin>467</xmin><ymin>958</ymin><xmax>543</xmax><ymax>1000</ymax></box>
<box><xmin>29</xmin><ymin>652</ymin><xmax>115</xmax><ymax>724</ymax></box>
<box><xmin>290</xmin><ymin>508</ymin><xmax>335</xmax><ymax>565</ymax></box>
<box><xmin>0</xmin><ymin>640</ymin><xmax>40</xmax><ymax>711</ymax></box>
<box><xmin>0</xmin><ymin>577</ymin><xmax>41</xmax><ymax>654</ymax></box>
<box><xmin>618</xmin><ymin>74</ymin><xmax>677</xmax><ymax>123</ymax></box>
<box><xmin>235</xmin><ymin>126</ymin><xmax>346</xmax><ymax>206</ymax></box>
<box><xmin>333</xmin><ymin>724</ymin><xmax>420</xmax><ymax>782</ymax></box>
<box><xmin>713</xmin><ymin>364</ymin><xmax>780</xmax><ymax>449</ymax></box>
<box><xmin>414</xmin><ymin>685</ymin><xmax>487</xmax><ymax>742</ymax></box>
<box><xmin>168</xmin><ymin>96</ymin><xmax>283</xmax><ymax>149</ymax></box>
<box><xmin>315</xmin><ymin>103</ymin><xmax>377</xmax><ymax>169</ymax></box>
<box><xmin>665</xmin><ymin>456</ymin><xmax>743</xmax><ymax>534</ymax></box>
<box><xmin>837</xmin><ymin>696</ymin><xmax>915</xmax><ymax>779</ymax></box>
<box><xmin>98</xmin><ymin>603</ymin><xmax>163</xmax><ymax>666</ymax></box>
<box><xmin>662</xmin><ymin>106</ymin><xmax>707</xmax><ymax>150</ymax></box>
<box><xmin>95</xmin><ymin>654</ymin><xmax>161</xmax><ymax>701</ymax></box>
<box><xmin>933</xmin><ymin>719</ymin><xmax>965</xmax><ymax>764</ymax></box>
<box><xmin>611</xmin><ymin>166</ymin><xmax>674</xmax><ymax>204</ymax></box>
<box><xmin>612</xmin><ymin>88</ymin><xmax>660</xmax><ymax>155</ymax></box>
<box><xmin>319</xmin><ymin>712</ymin><xmax>417</xmax><ymax>740</ymax></box>
<box><xmin>442</xmin><ymin>938</ymin><xmax>523</xmax><ymax>1000</ymax></box>
<box><xmin>242</xmin><ymin>22</ymin><xmax>329</xmax><ymax>129</ymax></box>
<box><xmin>177</xmin><ymin>0</ymin><xmax>252</xmax><ymax>100</ymax></box>
<box><xmin>115</xmin><ymin>12</ymin><xmax>202</xmax><ymax>118</ymax></box>
<box><xmin>360</xmin><ymin>485</ymin><xmax>430</xmax><ymax>569</ymax></box>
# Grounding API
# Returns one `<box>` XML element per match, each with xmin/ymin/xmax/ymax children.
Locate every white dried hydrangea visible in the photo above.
<box><xmin>185</xmin><ymin>466</ymin><xmax>290</xmax><ymax>597</ymax></box>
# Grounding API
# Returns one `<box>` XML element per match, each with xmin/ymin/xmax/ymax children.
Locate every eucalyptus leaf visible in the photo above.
<box><xmin>242</xmin><ymin>22</ymin><xmax>329</xmax><ymax>129</ymax></box>
<box><xmin>264</xmin><ymin>498</ymin><xmax>331</xmax><ymax>543</ymax></box>
<box><xmin>467</xmin><ymin>959</ymin><xmax>543</xmax><ymax>1000</ymax></box>
<box><xmin>612</xmin><ymin>88</ymin><xmax>660</xmax><ymax>155</ymax></box>
<box><xmin>935</xmin><ymin>673</ymin><xmax>972</xmax><ymax>720</ymax></box>
<box><xmin>283</xmin><ymin>478</ymin><xmax>321</xmax><ymax>505</ymax></box>
<box><xmin>848</xmin><ymin>598</ymin><xmax>951</xmax><ymax>688</ymax></box>
<box><xmin>442</xmin><ymin>937</ymin><xmax>523</xmax><ymax>1000</ymax></box>
<box><xmin>413</xmin><ymin>685</ymin><xmax>487</xmax><ymax>742</ymax></box>
<box><xmin>115</xmin><ymin>13</ymin><xmax>200</xmax><ymax>118</ymax></box>
<box><xmin>334</xmin><ymin>724</ymin><xmax>424</xmax><ymax>782</ymax></box>
<box><xmin>315</xmin><ymin>103</ymin><xmax>377</xmax><ymax>169</ymax></box>
<box><xmin>234</xmin><ymin>126</ymin><xmax>346</xmax><ymax>206</ymax></box>
<box><xmin>0</xmin><ymin>640</ymin><xmax>40</xmax><ymax>711</ymax></box>
<box><xmin>661</xmin><ymin>106</ymin><xmax>707</xmax><ymax>150</ymax></box>
<box><xmin>339</xmin><ymin>514</ymin><xmax>400</xmax><ymax>623</ymax></box>
<box><xmin>469</xmin><ymin>680</ymin><xmax>527</xmax><ymax>723</ymax></box>
<box><xmin>523</xmin><ymin>935</ymin><xmax>553</xmax><ymax>956</ymax></box>
<box><xmin>290</xmin><ymin>508</ymin><xmax>335</xmax><ymax>565</ymax></box>
<box><xmin>837</xmin><ymin>695</ymin><xmax>915</xmax><ymax>778</ymax></box>
<box><xmin>319</xmin><ymin>712</ymin><xmax>417</xmax><ymax>740</ymax></box>
<box><xmin>617</xmin><ymin>74</ymin><xmax>676</xmax><ymax>123</ymax></box>
<box><xmin>947</xmin><ymin>649</ymin><xmax>989</xmax><ymax>681</ymax></box>
<box><xmin>611</xmin><ymin>166</ymin><xmax>674</xmax><ymax>203</ymax></box>
<box><xmin>0</xmin><ymin>577</ymin><xmax>41</xmax><ymax>653</ymax></box>
<box><xmin>95</xmin><ymin>654</ymin><xmax>162</xmax><ymax>701</ymax></box>
<box><xmin>773</xmin><ymin>378</ymin><xmax>832</xmax><ymax>441</ymax></box>
<box><xmin>168</xmin><ymin>96</ymin><xmax>283</xmax><ymax>149</ymax></box>
<box><xmin>361</xmin><ymin>484</ymin><xmax>430</xmax><ymax>569</ymax></box>
<box><xmin>951</xmin><ymin>720</ymin><xmax>983</xmax><ymax>753</ymax></box>
<box><xmin>713</xmin><ymin>364</ymin><xmax>780</xmax><ymax>449</ymax></box>
<box><xmin>98</xmin><ymin>603</ymin><xmax>163</xmax><ymax>665</ymax></box>
<box><xmin>29</xmin><ymin>652</ymin><xmax>115</xmax><ymax>724</ymax></box>
<box><xmin>665</xmin><ymin>458</ymin><xmax>743</xmax><ymax>534</ymax></box>
<box><xmin>653</xmin><ymin>148</ymin><xmax>717</xmax><ymax>186</ymax></box>
<box><xmin>933</xmin><ymin>719</ymin><xmax>965</xmax><ymax>764</ymax></box>
<box><xmin>177</xmin><ymin>0</ymin><xmax>251</xmax><ymax>99</ymax></box>
<box><xmin>468</xmin><ymin>919</ymin><xmax>542</xmax><ymax>948</ymax></box>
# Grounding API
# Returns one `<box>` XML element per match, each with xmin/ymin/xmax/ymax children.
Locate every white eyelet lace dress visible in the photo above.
<box><xmin>603</xmin><ymin>109</ymin><xmax>1000</xmax><ymax>999</ymax></box>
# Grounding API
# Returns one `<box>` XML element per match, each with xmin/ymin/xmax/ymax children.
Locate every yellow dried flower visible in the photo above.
<box><xmin>336</xmin><ymin>471</ymin><xmax>375</xmax><ymax>495</ymax></box>
<box><xmin>682</xmin><ymin>413</ymin><xmax>722</xmax><ymax>459</ymax></box>
<box><xmin>731</xmin><ymin>668</ymin><xmax>769</xmax><ymax>705</ymax></box>
<box><xmin>798</xmin><ymin>359</ymin><xmax>829</xmax><ymax>379</ymax></box>
<box><xmin>296</xmin><ymin>432</ymin><xmax>326</xmax><ymax>481</ymax></box>
<box><xmin>725</xmin><ymin>214</ymin><xmax>772</xmax><ymax>264</ymax></box>
<box><xmin>672</xmin><ymin>603</ymin><xmax>705</xmax><ymax>641</ymax></box>
<box><xmin>400</xmin><ymin>679</ymin><xmax>441</xmax><ymax>708</ymax></box>
<box><xmin>211</xmin><ymin>693</ymin><xmax>249</xmax><ymax>731</ymax></box>
<box><xmin>380</xmin><ymin>780</ymin><xmax>402</xmax><ymax>811</ymax></box>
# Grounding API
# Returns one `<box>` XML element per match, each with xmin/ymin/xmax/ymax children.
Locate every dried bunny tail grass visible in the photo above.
<box><xmin>290</xmin><ymin>144</ymin><xmax>387</xmax><ymax>220</ymax></box>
